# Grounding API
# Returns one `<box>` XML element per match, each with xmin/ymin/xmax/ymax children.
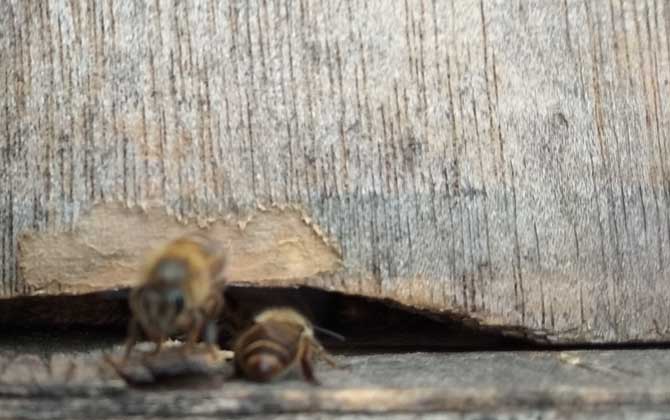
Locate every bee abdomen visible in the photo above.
<box><xmin>244</xmin><ymin>353</ymin><xmax>284</xmax><ymax>382</ymax></box>
<box><xmin>238</xmin><ymin>338</ymin><xmax>293</xmax><ymax>382</ymax></box>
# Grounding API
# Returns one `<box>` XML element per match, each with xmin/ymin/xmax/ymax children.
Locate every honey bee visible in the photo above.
<box><xmin>123</xmin><ymin>232</ymin><xmax>227</xmax><ymax>361</ymax></box>
<box><xmin>233</xmin><ymin>307</ymin><xmax>340</xmax><ymax>384</ymax></box>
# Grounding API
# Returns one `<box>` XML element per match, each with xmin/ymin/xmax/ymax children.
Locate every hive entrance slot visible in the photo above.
<box><xmin>0</xmin><ymin>285</ymin><xmax>542</xmax><ymax>353</ymax></box>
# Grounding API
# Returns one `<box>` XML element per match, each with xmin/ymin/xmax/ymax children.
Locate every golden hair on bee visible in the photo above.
<box><xmin>123</xmin><ymin>232</ymin><xmax>227</xmax><ymax>361</ymax></box>
<box><xmin>233</xmin><ymin>307</ymin><xmax>338</xmax><ymax>385</ymax></box>
<box><xmin>254</xmin><ymin>308</ymin><xmax>313</xmax><ymax>331</ymax></box>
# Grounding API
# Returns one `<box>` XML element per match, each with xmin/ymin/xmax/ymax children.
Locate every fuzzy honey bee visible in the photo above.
<box><xmin>233</xmin><ymin>307</ymin><xmax>340</xmax><ymax>384</ymax></box>
<box><xmin>123</xmin><ymin>232</ymin><xmax>227</xmax><ymax>361</ymax></box>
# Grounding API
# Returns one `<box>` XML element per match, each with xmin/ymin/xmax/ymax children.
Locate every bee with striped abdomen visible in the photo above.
<box><xmin>233</xmin><ymin>307</ymin><xmax>340</xmax><ymax>384</ymax></box>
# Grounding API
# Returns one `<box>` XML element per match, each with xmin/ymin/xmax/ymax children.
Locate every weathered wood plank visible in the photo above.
<box><xmin>2</xmin><ymin>0</ymin><xmax>670</xmax><ymax>342</ymax></box>
<box><xmin>1</xmin><ymin>349</ymin><xmax>670</xmax><ymax>418</ymax></box>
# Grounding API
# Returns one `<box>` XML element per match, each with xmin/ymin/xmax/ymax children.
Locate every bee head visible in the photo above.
<box><xmin>154</xmin><ymin>259</ymin><xmax>188</xmax><ymax>285</ymax></box>
<box><xmin>165</xmin><ymin>287</ymin><xmax>185</xmax><ymax>315</ymax></box>
<box><xmin>137</xmin><ymin>285</ymin><xmax>186</xmax><ymax>334</ymax></box>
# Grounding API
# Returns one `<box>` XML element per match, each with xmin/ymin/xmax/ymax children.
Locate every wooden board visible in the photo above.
<box><xmin>2</xmin><ymin>0</ymin><xmax>670</xmax><ymax>343</ymax></box>
<box><xmin>1</xmin><ymin>345</ymin><xmax>670</xmax><ymax>419</ymax></box>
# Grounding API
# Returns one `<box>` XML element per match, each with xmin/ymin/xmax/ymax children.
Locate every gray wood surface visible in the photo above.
<box><xmin>1</xmin><ymin>345</ymin><xmax>670</xmax><ymax>419</ymax></box>
<box><xmin>2</xmin><ymin>0</ymin><xmax>670</xmax><ymax>343</ymax></box>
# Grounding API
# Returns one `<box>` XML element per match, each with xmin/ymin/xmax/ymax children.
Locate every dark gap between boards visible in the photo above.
<box><xmin>1</xmin><ymin>285</ymin><xmax>668</xmax><ymax>355</ymax></box>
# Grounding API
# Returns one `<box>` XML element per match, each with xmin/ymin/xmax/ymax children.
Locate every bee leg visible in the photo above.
<box><xmin>204</xmin><ymin>292</ymin><xmax>224</xmax><ymax>319</ymax></box>
<box><xmin>318</xmin><ymin>346</ymin><xmax>338</xmax><ymax>368</ymax></box>
<box><xmin>204</xmin><ymin>319</ymin><xmax>220</xmax><ymax>357</ymax></box>
<box><xmin>202</xmin><ymin>294</ymin><xmax>222</xmax><ymax>356</ymax></box>
<box><xmin>298</xmin><ymin>337</ymin><xmax>320</xmax><ymax>385</ymax></box>
<box><xmin>182</xmin><ymin>311</ymin><xmax>204</xmax><ymax>355</ymax></box>
<box><xmin>150</xmin><ymin>336</ymin><xmax>164</xmax><ymax>357</ymax></box>
<box><xmin>300</xmin><ymin>353</ymin><xmax>320</xmax><ymax>385</ymax></box>
<box><xmin>309</xmin><ymin>338</ymin><xmax>338</xmax><ymax>368</ymax></box>
<box><xmin>122</xmin><ymin>318</ymin><xmax>140</xmax><ymax>363</ymax></box>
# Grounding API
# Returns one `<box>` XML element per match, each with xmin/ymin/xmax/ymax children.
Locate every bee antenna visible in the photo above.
<box><xmin>313</xmin><ymin>325</ymin><xmax>346</xmax><ymax>341</ymax></box>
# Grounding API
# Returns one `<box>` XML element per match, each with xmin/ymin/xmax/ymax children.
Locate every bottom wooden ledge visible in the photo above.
<box><xmin>1</xmin><ymin>347</ymin><xmax>670</xmax><ymax>418</ymax></box>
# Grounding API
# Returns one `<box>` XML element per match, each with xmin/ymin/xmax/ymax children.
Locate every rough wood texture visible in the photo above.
<box><xmin>2</xmin><ymin>348</ymin><xmax>670</xmax><ymax>418</ymax></box>
<box><xmin>2</xmin><ymin>0</ymin><xmax>670</xmax><ymax>343</ymax></box>
<box><xmin>19</xmin><ymin>205</ymin><xmax>341</xmax><ymax>295</ymax></box>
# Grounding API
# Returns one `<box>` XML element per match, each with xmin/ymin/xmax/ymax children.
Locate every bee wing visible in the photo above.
<box><xmin>184</xmin><ymin>231</ymin><xmax>228</xmax><ymax>282</ymax></box>
<box><xmin>297</xmin><ymin>334</ymin><xmax>320</xmax><ymax>385</ymax></box>
<box><xmin>209</xmin><ymin>245</ymin><xmax>228</xmax><ymax>283</ymax></box>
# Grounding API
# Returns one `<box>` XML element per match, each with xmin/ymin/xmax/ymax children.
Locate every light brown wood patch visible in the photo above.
<box><xmin>18</xmin><ymin>204</ymin><xmax>342</xmax><ymax>295</ymax></box>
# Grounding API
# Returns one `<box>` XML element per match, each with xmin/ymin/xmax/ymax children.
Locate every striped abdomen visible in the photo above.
<box><xmin>234</xmin><ymin>321</ymin><xmax>303</xmax><ymax>382</ymax></box>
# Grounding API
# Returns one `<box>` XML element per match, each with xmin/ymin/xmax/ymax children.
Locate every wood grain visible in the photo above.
<box><xmin>1</xmin><ymin>349</ymin><xmax>670</xmax><ymax>418</ymax></box>
<box><xmin>2</xmin><ymin>1</ymin><xmax>670</xmax><ymax>342</ymax></box>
